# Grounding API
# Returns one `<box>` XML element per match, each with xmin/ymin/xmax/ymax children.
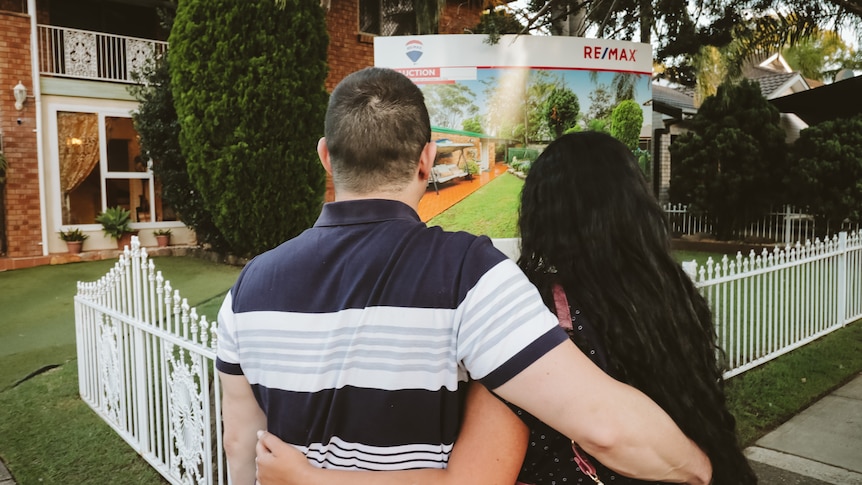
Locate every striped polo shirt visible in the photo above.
<box><xmin>216</xmin><ymin>199</ymin><xmax>567</xmax><ymax>470</ymax></box>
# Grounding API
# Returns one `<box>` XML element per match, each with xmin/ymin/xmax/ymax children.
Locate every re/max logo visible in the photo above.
<box><xmin>584</xmin><ymin>46</ymin><xmax>637</xmax><ymax>62</ymax></box>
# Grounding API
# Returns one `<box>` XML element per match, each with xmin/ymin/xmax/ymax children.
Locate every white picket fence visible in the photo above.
<box><xmin>494</xmin><ymin>233</ymin><xmax>861</xmax><ymax>379</ymax></box>
<box><xmin>76</xmin><ymin>233</ymin><xmax>861</xmax><ymax>483</ymax></box>
<box><xmin>683</xmin><ymin>231</ymin><xmax>862</xmax><ymax>378</ymax></box>
<box><xmin>75</xmin><ymin>237</ymin><xmax>227</xmax><ymax>485</ymax></box>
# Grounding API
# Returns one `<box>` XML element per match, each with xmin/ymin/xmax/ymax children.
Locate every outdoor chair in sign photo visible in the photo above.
<box><xmin>429</xmin><ymin>140</ymin><xmax>473</xmax><ymax>194</ymax></box>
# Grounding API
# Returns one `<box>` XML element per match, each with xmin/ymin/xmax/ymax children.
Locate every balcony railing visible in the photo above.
<box><xmin>38</xmin><ymin>25</ymin><xmax>168</xmax><ymax>84</ymax></box>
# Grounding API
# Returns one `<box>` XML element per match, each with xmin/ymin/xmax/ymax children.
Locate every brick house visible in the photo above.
<box><xmin>0</xmin><ymin>0</ymin><xmax>487</xmax><ymax>270</ymax></box>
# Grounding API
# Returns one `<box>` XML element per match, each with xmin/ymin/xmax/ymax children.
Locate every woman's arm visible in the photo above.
<box><xmin>255</xmin><ymin>382</ymin><xmax>528</xmax><ymax>485</ymax></box>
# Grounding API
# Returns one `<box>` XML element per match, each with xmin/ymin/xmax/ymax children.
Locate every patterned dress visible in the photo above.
<box><xmin>508</xmin><ymin>292</ymin><xmax>655</xmax><ymax>485</ymax></box>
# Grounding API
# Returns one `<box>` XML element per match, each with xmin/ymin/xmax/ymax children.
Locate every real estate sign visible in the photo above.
<box><xmin>374</xmin><ymin>35</ymin><xmax>652</xmax><ymax>144</ymax></box>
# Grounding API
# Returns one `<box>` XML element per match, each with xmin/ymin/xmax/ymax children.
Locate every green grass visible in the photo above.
<box><xmin>0</xmin><ymin>364</ymin><xmax>167</xmax><ymax>484</ymax></box>
<box><xmin>0</xmin><ymin>255</ymin><xmax>240</xmax><ymax>483</ymax></box>
<box><xmin>428</xmin><ymin>172</ymin><xmax>524</xmax><ymax>237</ymax></box>
<box><xmin>0</xmin><ymin>256</ymin><xmax>241</xmax><ymax>391</ymax></box>
<box><xmin>727</xmin><ymin>319</ymin><xmax>862</xmax><ymax>446</ymax></box>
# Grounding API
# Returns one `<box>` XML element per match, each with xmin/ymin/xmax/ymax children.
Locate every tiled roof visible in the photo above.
<box><xmin>652</xmin><ymin>83</ymin><xmax>695</xmax><ymax>112</ymax></box>
<box><xmin>751</xmin><ymin>71</ymin><xmax>798</xmax><ymax>97</ymax></box>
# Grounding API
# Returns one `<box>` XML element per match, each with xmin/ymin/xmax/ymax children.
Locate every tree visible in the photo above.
<box><xmin>483</xmin><ymin>70</ymin><xmax>557</xmax><ymax>144</ymax></box>
<box><xmin>585</xmin><ymin>83</ymin><xmax>613</xmax><ymax>123</ymax></box>
<box><xmin>543</xmin><ymin>86</ymin><xmax>579</xmax><ymax>138</ymax></box>
<box><xmin>782</xmin><ymin>30</ymin><xmax>861</xmax><ymax>81</ymax></box>
<box><xmin>668</xmin><ymin>80</ymin><xmax>787</xmax><ymax>240</ymax></box>
<box><xmin>462</xmin><ymin>115</ymin><xmax>484</xmax><ymax>133</ymax></box>
<box><xmin>422</xmin><ymin>84</ymin><xmax>479</xmax><ymax>129</ymax></box>
<box><xmin>482</xmin><ymin>1</ymin><xmax>862</xmax><ymax>88</ymax></box>
<box><xmin>170</xmin><ymin>0</ymin><xmax>328</xmax><ymax>257</ymax></box>
<box><xmin>610</xmin><ymin>100</ymin><xmax>643</xmax><ymax>150</ymax></box>
<box><xmin>129</xmin><ymin>9</ymin><xmax>229</xmax><ymax>253</ymax></box>
<box><xmin>786</xmin><ymin>114</ymin><xmax>862</xmax><ymax>230</ymax></box>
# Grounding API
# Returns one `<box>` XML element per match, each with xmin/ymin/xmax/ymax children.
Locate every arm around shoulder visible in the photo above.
<box><xmin>492</xmin><ymin>340</ymin><xmax>712</xmax><ymax>485</ymax></box>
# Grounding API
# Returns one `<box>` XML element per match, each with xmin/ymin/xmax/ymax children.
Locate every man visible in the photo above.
<box><xmin>216</xmin><ymin>67</ymin><xmax>712</xmax><ymax>485</ymax></box>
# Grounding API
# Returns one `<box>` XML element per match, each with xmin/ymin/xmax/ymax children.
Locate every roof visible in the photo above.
<box><xmin>751</xmin><ymin>72</ymin><xmax>799</xmax><ymax>99</ymax></box>
<box><xmin>770</xmin><ymin>75</ymin><xmax>862</xmax><ymax>125</ymax></box>
<box><xmin>652</xmin><ymin>83</ymin><xmax>695</xmax><ymax>119</ymax></box>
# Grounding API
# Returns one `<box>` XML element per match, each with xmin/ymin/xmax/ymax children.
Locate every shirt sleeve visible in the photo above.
<box><xmin>215</xmin><ymin>290</ymin><xmax>244</xmax><ymax>375</ymax></box>
<box><xmin>455</xmin><ymin>256</ymin><xmax>569</xmax><ymax>387</ymax></box>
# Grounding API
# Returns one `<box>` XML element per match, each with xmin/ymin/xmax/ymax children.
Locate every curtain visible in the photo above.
<box><xmin>58</xmin><ymin>112</ymin><xmax>100</xmax><ymax>193</ymax></box>
<box><xmin>58</xmin><ymin>112</ymin><xmax>100</xmax><ymax>224</ymax></box>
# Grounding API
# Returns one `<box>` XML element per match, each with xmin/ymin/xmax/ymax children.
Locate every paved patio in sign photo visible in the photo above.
<box><xmin>417</xmin><ymin>162</ymin><xmax>510</xmax><ymax>222</ymax></box>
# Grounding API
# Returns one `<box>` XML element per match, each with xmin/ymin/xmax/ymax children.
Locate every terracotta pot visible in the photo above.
<box><xmin>117</xmin><ymin>231</ymin><xmax>138</xmax><ymax>250</ymax></box>
<box><xmin>156</xmin><ymin>235</ymin><xmax>170</xmax><ymax>248</ymax></box>
<box><xmin>66</xmin><ymin>241</ymin><xmax>83</xmax><ymax>254</ymax></box>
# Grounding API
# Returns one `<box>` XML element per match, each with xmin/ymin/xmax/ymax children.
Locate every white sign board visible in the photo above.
<box><xmin>375</xmin><ymin>35</ymin><xmax>652</xmax><ymax>141</ymax></box>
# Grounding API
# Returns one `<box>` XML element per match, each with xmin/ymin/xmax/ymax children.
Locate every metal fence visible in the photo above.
<box><xmin>75</xmin><ymin>237</ymin><xmax>226</xmax><ymax>485</ymax></box>
<box><xmin>38</xmin><ymin>25</ymin><xmax>167</xmax><ymax>84</ymax></box>
<box><xmin>663</xmin><ymin>203</ymin><xmax>819</xmax><ymax>245</ymax></box>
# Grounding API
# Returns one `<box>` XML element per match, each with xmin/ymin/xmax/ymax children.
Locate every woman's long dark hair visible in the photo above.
<box><xmin>518</xmin><ymin>132</ymin><xmax>756</xmax><ymax>484</ymax></box>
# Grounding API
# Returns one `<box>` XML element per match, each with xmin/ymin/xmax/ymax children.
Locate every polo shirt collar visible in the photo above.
<box><xmin>314</xmin><ymin>199</ymin><xmax>421</xmax><ymax>227</ymax></box>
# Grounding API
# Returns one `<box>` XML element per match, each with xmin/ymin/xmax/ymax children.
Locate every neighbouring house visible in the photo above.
<box><xmin>0</xmin><ymin>0</ymin><xmax>488</xmax><ymax>270</ymax></box>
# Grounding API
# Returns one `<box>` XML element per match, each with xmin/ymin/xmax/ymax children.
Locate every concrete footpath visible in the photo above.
<box><xmin>0</xmin><ymin>375</ymin><xmax>859</xmax><ymax>484</ymax></box>
<box><xmin>746</xmin><ymin>373</ymin><xmax>862</xmax><ymax>484</ymax></box>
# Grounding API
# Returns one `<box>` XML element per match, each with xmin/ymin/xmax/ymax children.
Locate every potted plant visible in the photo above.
<box><xmin>464</xmin><ymin>159</ymin><xmax>480</xmax><ymax>180</ymax></box>
<box><xmin>58</xmin><ymin>227</ymin><xmax>88</xmax><ymax>254</ymax></box>
<box><xmin>95</xmin><ymin>206</ymin><xmax>136</xmax><ymax>249</ymax></box>
<box><xmin>153</xmin><ymin>228</ymin><xmax>172</xmax><ymax>248</ymax></box>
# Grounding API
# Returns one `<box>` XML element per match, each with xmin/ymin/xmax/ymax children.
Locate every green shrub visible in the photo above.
<box><xmin>129</xmin><ymin>8</ymin><xmax>230</xmax><ymax>253</ymax></box>
<box><xmin>95</xmin><ymin>207</ymin><xmax>132</xmax><ymax>241</ymax></box>
<box><xmin>610</xmin><ymin>99</ymin><xmax>643</xmax><ymax>150</ymax></box>
<box><xmin>786</xmin><ymin>113</ymin><xmax>862</xmax><ymax>229</ymax></box>
<box><xmin>543</xmin><ymin>87</ymin><xmax>580</xmax><ymax>139</ymax></box>
<box><xmin>170</xmin><ymin>0</ymin><xmax>329</xmax><ymax>257</ymax></box>
<box><xmin>669</xmin><ymin>80</ymin><xmax>787</xmax><ymax>240</ymax></box>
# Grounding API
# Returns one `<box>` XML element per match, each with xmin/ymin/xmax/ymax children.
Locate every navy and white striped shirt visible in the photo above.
<box><xmin>216</xmin><ymin>199</ymin><xmax>567</xmax><ymax>470</ymax></box>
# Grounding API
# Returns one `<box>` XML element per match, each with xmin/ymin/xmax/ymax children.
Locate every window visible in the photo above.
<box><xmin>359</xmin><ymin>0</ymin><xmax>418</xmax><ymax>36</ymax></box>
<box><xmin>57</xmin><ymin>111</ymin><xmax>175</xmax><ymax>225</ymax></box>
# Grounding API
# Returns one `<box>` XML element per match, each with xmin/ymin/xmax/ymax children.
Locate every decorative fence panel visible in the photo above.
<box><xmin>75</xmin><ymin>237</ymin><xmax>226</xmax><ymax>485</ymax></box>
<box><xmin>38</xmin><ymin>25</ymin><xmax>168</xmax><ymax>84</ymax></box>
<box><xmin>684</xmin><ymin>231</ymin><xmax>861</xmax><ymax>378</ymax></box>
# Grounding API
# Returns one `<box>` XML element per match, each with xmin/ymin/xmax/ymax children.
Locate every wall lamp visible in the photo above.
<box><xmin>13</xmin><ymin>81</ymin><xmax>27</xmax><ymax>111</ymax></box>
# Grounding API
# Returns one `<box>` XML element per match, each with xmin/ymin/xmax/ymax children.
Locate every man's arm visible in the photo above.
<box><xmin>493</xmin><ymin>340</ymin><xmax>712</xmax><ymax>485</ymax></box>
<box><xmin>255</xmin><ymin>382</ymin><xmax>528</xmax><ymax>485</ymax></box>
<box><xmin>220</xmin><ymin>372</ymin><xmax>267</xmax><ymax>485</ymax></box>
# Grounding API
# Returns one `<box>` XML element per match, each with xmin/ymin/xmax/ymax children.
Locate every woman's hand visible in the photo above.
<box><xmin>256</xmin><ymin>430</ymin><xmax>313</xmax><ymax>485</ymax></box>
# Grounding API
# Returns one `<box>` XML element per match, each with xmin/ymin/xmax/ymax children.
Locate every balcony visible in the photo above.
<box><xmin>38</xmin><ymin>25</ymin><xmax>167</xmax><ymax>84</ymax></box>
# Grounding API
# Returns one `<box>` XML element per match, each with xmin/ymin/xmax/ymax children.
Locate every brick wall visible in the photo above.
<box><xmin>0</xmin><ymin>11</ymin><xmax>42</xmax><ymax>258</ymax></box>
<box><xmin>439</xmin><ymin>0</ymin><xmax>485</xmax><ymax>35</ymax></box>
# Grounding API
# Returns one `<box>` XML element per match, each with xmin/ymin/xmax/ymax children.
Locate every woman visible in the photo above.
<box><xmin>256</xmin><ymin>131</ymin><xmax>755</xmax><ymax>485</ymax></box>
<box><xmin>510</xmin><ymin>131</ymin><xmax>755</xmax><ymax>484</ymax></box>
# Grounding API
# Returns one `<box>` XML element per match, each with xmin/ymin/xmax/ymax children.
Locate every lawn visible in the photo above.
<box><xmin>0</xmin><ymin>255</ymin><xmax>241</xmax><ymax>483</ymax></box>
<box><xmin>0</xmin><ymin>256</ymin><xmax>241</xmax><ymax>391</ymax></box>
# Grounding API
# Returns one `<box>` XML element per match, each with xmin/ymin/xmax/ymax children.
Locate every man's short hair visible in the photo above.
<box><xmin>325</xmin><ymin>67</ymin><xmax>431</xmax><ymax>194</ymax></box>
